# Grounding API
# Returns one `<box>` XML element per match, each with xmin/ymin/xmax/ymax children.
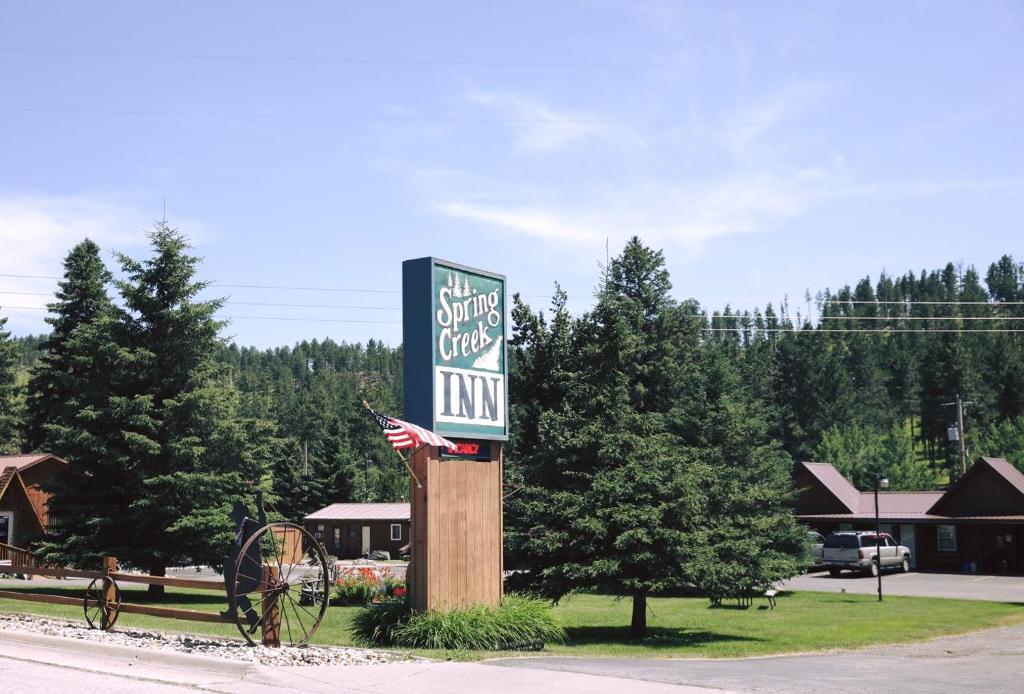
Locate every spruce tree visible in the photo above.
<box><xmin>110</xmin><ymin>224</ymin><xmax>274</xmax><ymax>592</ymax></box>
<box><xmin>26</xmin><ymin>239</ymin><xmax>113</xmax><ymax>452</ymax></box>
<box><xmin>0</xmin><ymin>313</ymin><xmax>23</xmax><ymax>453</ymax></box>
<box><xmin>509</xmin><ymin>239</ymin><xmax>808</xmax><ymax>636</ymax></box>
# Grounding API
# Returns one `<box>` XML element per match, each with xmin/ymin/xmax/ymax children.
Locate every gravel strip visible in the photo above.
<box><xmin>0</xmin><ymin>612</ymin><xmax>408</xmax><ymax>667</ymax></box>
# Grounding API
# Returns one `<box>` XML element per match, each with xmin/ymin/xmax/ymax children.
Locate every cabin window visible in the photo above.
<box><xmin>937</xmin><ymin>525</ymin><xmax>957</xmax><ymax>552</ymax></box>
<box><xmin>333</xmin><ymin>527</ymin><xmax>341</xmax><ymax>547</ymax></box>
<box><xmin>347</xmin><ymin>526</ymin><xmax>356</xmax><ymax>539</ymax></box>
<box><xmin>314</xmin><ymin>523</ymin><xmax>324</xmax><ymax>540</ymax></box>
<box><xmin>390</xmin><ymin>523</ymin><xmax>402</xmax><ymax>541</ymax></box>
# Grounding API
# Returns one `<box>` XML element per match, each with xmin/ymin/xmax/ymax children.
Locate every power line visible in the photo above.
<box><xmin>6</xmin><ymin>305</ymin><xmax>1024</xmax><ymax>333</ymax></box>
<box><xmin>2</xmin><ymin>274</ymin><xmax>1020</xmax><ymax>306</ymax></box>
<box><xmin>0</xmin><ymin>273</ymin><xmax>60</xmax><ymax>280</ymax></box>
<box><xmin>705</xmin><ymin>327</ymin><xmax>1024</xmax><ymax>333</ymax></box>
<box><xmin>715</xmin><ymin>315</ymin><xmax>1024</xmax><ymax>321</ymax></box>
<box><xmin>3</xmin><ymin>106</ymin><xmax>1022</xmax><ymax>128</ymax></box>
<box><xmin>214</xmin><ymin>282</ymin><xmax>400</xmax><ymax>294</ymax></box>
<box><xmin>223</xmin><ymin>315</ymin><xmax>400</xmax><ymax>325</ymax></box>
<box><xmin>228</xmin><ymin>301</ymin><xmax>398</xmax><ymax>311</ymax></box>
<box><xmin>3</xmin><ymin>46</ymin><xmax>1019</xmax><ymax>73</ymax></box>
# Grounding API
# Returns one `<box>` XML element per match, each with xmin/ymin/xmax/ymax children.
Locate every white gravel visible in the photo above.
<box><xmin>0</xmin><ymin>612</ymin><xmax>408</xmax><ymax>667</ymax></box>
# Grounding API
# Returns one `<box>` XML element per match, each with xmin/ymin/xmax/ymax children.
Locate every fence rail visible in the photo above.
<box><xmin>109</xmin><ymin>572</ymin><xmax>226</xmax><ymax>591</ymax></box>
<box><xmin>0</xmin><ymin>542</ymin><xmax>33</xmax><ymax>568</ymax></box>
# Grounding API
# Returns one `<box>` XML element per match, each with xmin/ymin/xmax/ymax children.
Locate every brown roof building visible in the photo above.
<box><xmin>796</xmin><ymin>457</ymin><xmax>1024</xmax><ymax>574</ymax></box>
<box><xmin>0</xmin><ymin>454</ymin><xmax>66</xmax><ymax>548</ymax></box>
<box><xmin>303</xmin><ymin>503</ymin><xmax>410</xmax><ymax>559</ymax></box>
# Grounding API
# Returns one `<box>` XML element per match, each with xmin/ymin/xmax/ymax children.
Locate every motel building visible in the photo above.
<box><xmin>303</xmin><ymin>502</ymin><xmax>410</xmax><ymax>559</ymax></box>
<box><xmin>796</xmin><ymin>457</ymin><xmax>1024</xmax><ymax>574</ymax></box>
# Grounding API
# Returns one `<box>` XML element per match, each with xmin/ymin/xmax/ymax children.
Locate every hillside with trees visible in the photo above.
<box><xmin>3</xmin><ymin>233</ymin><xmax>1024</xmax><ymax>587</ymax></box>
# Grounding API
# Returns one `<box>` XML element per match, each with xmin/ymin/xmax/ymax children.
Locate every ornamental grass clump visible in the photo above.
<box><xmin>350</xmin><ymin>594</ymin><xmax>564</xmax><ymax>651</ymax></box>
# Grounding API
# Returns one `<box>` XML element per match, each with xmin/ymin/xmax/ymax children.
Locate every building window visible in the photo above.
<box><xmin>347</xmin><ymin>526</ymin><xmax>356</xmax><ymax>540</ymax></box>
<box><xmin>937</xmin><ymin>525</ymin><xmax>957</xmax><ymax>552</ymax></box>
<box><xmin>391</xmin><ymin>523</ymin><xmax>402</xmax><ymax>541</ymax></box>
<box><xmin>333</xmin><ymin>527</ymin><xmax>341</xmax><ymax>547</ymax></box>
<box><xmin>314</xmin><ymin>523</ymin><xmax>325</xmax><ymax>540</ymax></box>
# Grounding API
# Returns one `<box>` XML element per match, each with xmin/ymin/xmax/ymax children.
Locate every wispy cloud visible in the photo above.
<box><xmin>438</xmin><ymin>169</ymin><xmax>824</xmax><ymax>254</ymax></box>
<box><xmin>464</xmin><ymin>90</ymin><xmax>615</xmax><ymax>152</ymax></box>
<box><xmin>718</xmin><ymin>81</ymin><xmax>833</xmax><ymax>159</ymax></box>
<box><xmin>436</xmin><ymin>171</ymin><xmax>1024</xmax><ymax>258</ymax></box>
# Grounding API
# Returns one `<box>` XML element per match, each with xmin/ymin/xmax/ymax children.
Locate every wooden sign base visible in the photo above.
<box><xmin>407</xmin><ymin>442</ymin><xmax>504</xmax><ymax>611</ymax></box>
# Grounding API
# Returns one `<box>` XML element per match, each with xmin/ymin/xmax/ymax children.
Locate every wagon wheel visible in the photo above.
<box><xmin>83</xmin><ymin>577</ymin><xmax>121</xmax><ymax>630</ymax></box>
<box><xmin>231</xmin><ymin>522</ymin><xmax>329</xmax><ymax>647</ymax></box>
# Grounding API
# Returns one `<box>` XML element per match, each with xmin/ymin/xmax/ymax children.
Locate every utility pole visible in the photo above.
<box><xmin>364</xmin><ymin>454</ymin><xmax>370</xmax><ymax>501</ymax></box>
<box><xmin>941</xmin><ymin>394</ymin><xmax>973</xmax><ymax>477</ymax></box>
<box><xmin>303</xmin><ymin>441</ymin><xmax>309</xmax><ymax>476</ymax></box>
<box><xmin>956</xmin><ymin>394</ymin><xmax>967</xmax><ymax>477</ymax></box>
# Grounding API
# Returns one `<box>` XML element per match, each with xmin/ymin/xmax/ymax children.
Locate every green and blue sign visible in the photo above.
<box><xmin>403</xmin><ymin>258</ymin><xmax>507</xmax><ymax>441</ymax></box>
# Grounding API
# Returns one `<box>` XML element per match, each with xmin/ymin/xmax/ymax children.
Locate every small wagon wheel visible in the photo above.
<box><xmin>83</xmin><ymin>577</ymin><xmax>121</xmax><ymax>630</ymax></box>
<box><xmin>231</xmin><ymin>522</ymin><xmax>329</xmax><ymax>647</ymax></box>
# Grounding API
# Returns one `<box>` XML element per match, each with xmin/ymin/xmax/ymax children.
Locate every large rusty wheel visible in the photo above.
<box><xmin>83</xmin><ymin>577</ymin><xmax>121</xmax><ymax>630</ymax></box>
<box><xmin>231</xmin><ymin>522</ymin><xmax>329</xmax><ymax>647</ymax></box>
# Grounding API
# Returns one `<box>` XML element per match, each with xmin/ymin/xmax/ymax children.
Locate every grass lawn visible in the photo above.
<box><xmin>1</xmin><ymin>585</ymin><xmax>1022</xmax><ymax>660</ymax></box>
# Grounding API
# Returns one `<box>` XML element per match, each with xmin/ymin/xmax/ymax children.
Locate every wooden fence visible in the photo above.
<box><xmin>0</xmin><ymin>547</ymin><xmax>282</xmax><ymax>646</ymax></box>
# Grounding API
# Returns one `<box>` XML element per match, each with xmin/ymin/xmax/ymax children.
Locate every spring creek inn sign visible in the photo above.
<box><xmin>402</xmin><ymin>257</ymin><xmax>507</xmax><ymax>610</ymax></box>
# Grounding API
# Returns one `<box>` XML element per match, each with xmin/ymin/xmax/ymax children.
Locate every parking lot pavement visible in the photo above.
<box><xmin>783</xmin><ymin>570</ymin><xmax>1024</xmax><ymax>602</ymax></box>
<box><xmin>491</xmin><ymin>622</ymin><xmax>1024</xmax><ymax>694</ymax></box>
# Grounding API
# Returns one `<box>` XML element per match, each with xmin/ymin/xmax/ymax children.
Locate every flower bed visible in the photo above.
<box><xmin>331</xmin><ymin>565</ymin><xmax>406</xmax><ymax>606</ymax></box>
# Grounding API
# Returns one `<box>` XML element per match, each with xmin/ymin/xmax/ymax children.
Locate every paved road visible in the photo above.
<box><xmin>0</xmin><ymin>657</ymin><xmax>191</xmax><ymax>694</ymax></box>
<box><xmin>493</xmin><ymin>622</ymin><xmax>1024</xmax><ymax>693</ymax></box>
<box><xmin>784</xmin><ymin>570</ymin><xmax>1024</xmax><ymax>602</ymax></box>
<box><xmin>0</xmin><ymin>629</ymin><xmax>723</xmax><ymax>694</ymax></box>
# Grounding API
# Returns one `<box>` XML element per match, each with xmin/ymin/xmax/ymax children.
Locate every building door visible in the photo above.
<box><xmin>900</xmin><ymin>524</ymin><xmax>917</xmax><ymax>569</ymax></box>
<box><xmin>361</xmin><ymin>525</ymin><xmax>371</xmax><ymax>556</ymax></box>
<box><xmin>0</xmin><ymin>512</ymin><xmax>12</xmax><ymax>546</ymax></box>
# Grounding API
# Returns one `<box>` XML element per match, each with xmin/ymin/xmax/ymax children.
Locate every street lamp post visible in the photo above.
<box><xmin>874</xmin><ymin>474</ymin><xmax>889</xmax><ymax>602</ymax></box>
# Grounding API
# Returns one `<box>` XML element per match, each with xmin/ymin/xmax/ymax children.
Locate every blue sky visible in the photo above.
<box><xmin>2</xmin><ymin>1</ymin><xmax>1022</xmax><ymax>348</ymax></box>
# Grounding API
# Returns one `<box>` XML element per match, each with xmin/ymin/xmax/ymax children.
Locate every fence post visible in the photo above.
<box><xmin>260</xmin><ymin>565</ymin><xmax>281</xmax><ymax>647</ymax></box>
<box><xmin>102</xmin><ymin>556</ymin><xmax>117</xmax><ymax>629</ymax></box>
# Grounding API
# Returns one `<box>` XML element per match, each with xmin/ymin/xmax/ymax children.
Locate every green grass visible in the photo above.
<box><xmin>1</xmin><ymin>586</ymin><xmax>1022</xmax><ymax>660</ymax></box>
<box><xmin>540</xmin><ymin>592</ymin><xmax>1024</xmax><ymax>658</ymax></box>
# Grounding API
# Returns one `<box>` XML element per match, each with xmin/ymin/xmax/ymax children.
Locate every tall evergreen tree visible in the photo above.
<box><xmin>40</xmin><ymin>226</ymin><xmax>275</xmax><ymax>592</ymax></box>
<box><xmin>0</xmin><ymin>313</ymin><xmax>23</xmax><ymax>453</ymax></box>
<box><xmin>112</xmin><ymin>225</ymin><xmax>274</xmax><ymax>591</ymax></box>
<box><xmin>26</xmin><ymin>239</ymin><xmax>113</xmax><ymax>452</ymax></box>
<box><xmin>509</xmin><ymin>238</ymin><xmax>806</xmax><ymax>636</ymax></box>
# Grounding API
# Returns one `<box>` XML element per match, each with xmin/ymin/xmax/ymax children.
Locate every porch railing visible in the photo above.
<box><xmin>0</xmin><ymin>542</ymin><xmax>33</xmax><ymax>568</ymax></box>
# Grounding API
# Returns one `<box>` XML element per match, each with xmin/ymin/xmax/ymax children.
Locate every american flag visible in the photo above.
<box><xmin>367</xmin><ymin>405</ymin><xmax>457</xmax><ymax>451</ymax></box>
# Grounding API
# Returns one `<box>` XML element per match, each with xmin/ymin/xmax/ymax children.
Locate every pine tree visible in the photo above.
<box><xmin>0</xmin><ymin>313</ymin><xmax>23</xmax><ymax>453</ymax></box>
<box><xmin>106</xmin><ymin>224</ymin><xmax>279</xmax><ymax>593</ymax></box>
<box><xmin>509</xmin><ymin>238</ymin><xmax>806</xmax><ymax>636</ymax></box>
<box><xmin>26</xmin><ymin>239</ymin><xmax>113</xmax><ymax>452</ymax></box>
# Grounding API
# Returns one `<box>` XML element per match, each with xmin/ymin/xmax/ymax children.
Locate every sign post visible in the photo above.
<box><xmin>402</xmin><ymin>258</ymin><xmax>507</xmax><ymax>610</ymax></box>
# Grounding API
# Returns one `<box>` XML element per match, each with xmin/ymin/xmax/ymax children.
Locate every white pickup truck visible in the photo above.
<box><xmin>822</xmin><ymin>531</ymin><xmax>911</xmax><ymax>577</ymax></box>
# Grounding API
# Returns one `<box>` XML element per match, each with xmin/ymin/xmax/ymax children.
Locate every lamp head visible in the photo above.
<box><xmin>879</xmin><ymin>477</ymin><xmax>890</xmax><ymax>490</ymax></box>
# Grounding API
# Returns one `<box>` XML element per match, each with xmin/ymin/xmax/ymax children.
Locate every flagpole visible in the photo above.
<box><xmin>363</xmin><ymin>400</ymin><xmax>425</xmax><ymax>489</ymax></box>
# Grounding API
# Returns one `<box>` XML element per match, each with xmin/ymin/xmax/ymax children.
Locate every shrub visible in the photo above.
<box><xmin>350</xmin><ymin>594</ymin><xmax>565</xmax><ymax>651</ymax></box>
<box><xmin>351</xmin><ymin>595</ymin><xmax>412</xmax><ymax>646</ymax></box>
